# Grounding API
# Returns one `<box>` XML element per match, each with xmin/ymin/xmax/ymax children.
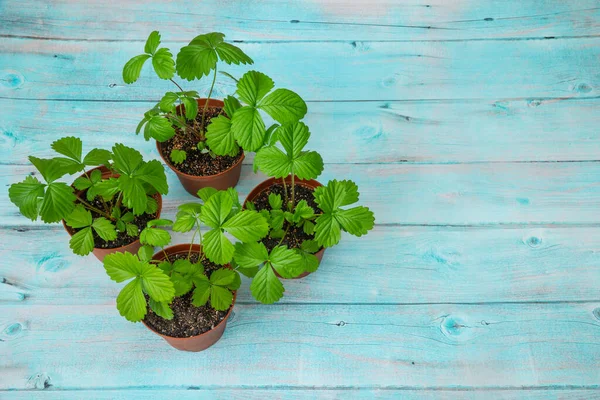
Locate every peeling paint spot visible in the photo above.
<box><xmin>0</xmin><ymin>70</ymin><xmax>25</xmax><ymax>89</ymax></box>
<box><xmin>516</xmin><ymin>197</ymin><xmax>530</xmax><ymax>205</ymax></box>
<box><xmin>484</xmin><ymin>17</ymin><xmax>494</xmax><ymax>21</ymax></box>
<box><xmin>3</xmin><ymin>322</ymin><xmax>23</xmax><ymax>336</ymax></box>
<box><xmin>593</xmin><ymin>308</ymin><xmax>600</xmax><ymax>321</ymax></box>
<box><xmin>527</xmin><ymin>99</ymin><xmax>542</xmax><ymax>107</ymax></box>
<box><xmin>440</xmin><ymin>315</ymin><xmax>467</xmax><ymax>338</ymax></box>
<box><xmin>526</xmin><ymin>236</ymin><xmax>542</xmax><ymax>248</ymax></box>
<box><xmin>422</xmin><ymin>249</ymin><xmax>460</xmax><ymax>267</ymax></box>
<box><xmin>575</xmin><ymin>83</ymin><xmax>592</xmax><ymax>93</ymax></box>
<box><xmin>27</xmin><ymin>373</ymin><xmax>52</xmax><ymax>390</ymax></box>
<box><xmin>1</xmin><ymin>130</ymin><xmax>22</xmax><ymax>148</ymax></box>
<box><xmin>36</xmin><ymin>252</ymin><xmax>69</xmax><ymax>273</ymax></box>
<box><xmin>354</xmin><ymin>125</ymin><xmax>383</xmax><ymax>142</ymax></box>
<box><xmin>381</xmin><ymin>76</ymin><xmax>396</xmax><ymax>87</ymax></box>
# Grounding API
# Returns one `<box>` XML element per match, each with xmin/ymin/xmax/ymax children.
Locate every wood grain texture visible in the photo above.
<box><xmin>2</xmin><ymin>225</ymin><xmax>600</xmax><ymax>305</ymax></box>
<box><xmin>3</xmin><ymin>162</ymin><xmax>600</xmax><ymax>226</ymax></box>
<box><xmin>2</xmin><ymin>98</ymin><xmax>600</xmax><ymax>165</ymax></box>
<box><xmin>2</xmin><ymin>303</ymin><xmax>600</xmax><ymax>390</ymax></box>
<box><xmin>6</xmin><ymin>389</ymin><xmax>600</xmax><ymax>399</ymax></box>
<box><xmin>1</xmin><ymin>38</ymin><xmax>598</xmax><ymax>102</ymax></box>
<box><xmin>1</xmin><ymin>0</ymin><xmax>599</xmax><ymax>41</ymax></box>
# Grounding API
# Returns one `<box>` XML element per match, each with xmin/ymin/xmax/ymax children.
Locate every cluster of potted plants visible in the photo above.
<box><xmin>8</xmin><ymin>31</ymin><xmax>375</xmax><ymax>352</ymax></box>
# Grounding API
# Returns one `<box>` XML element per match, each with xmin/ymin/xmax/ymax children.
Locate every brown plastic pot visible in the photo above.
<box><xmin>61</xmin><ymin>166</ymin><xmax>163</xmax><ymax>262</ymax></box>
<box><xmin>244</xmin><ymin>175</ymin><xmax>326</xmax><ymax>279</ymax></box>
<box><xmin>142</xmin><ymin>244</ymin><xmax>236</xmax><ymax>352</ymax></box>
<box><xmin>157</xmin><ymin>98</ymin><xmax>245</xmax><ymax>196</ymax></box>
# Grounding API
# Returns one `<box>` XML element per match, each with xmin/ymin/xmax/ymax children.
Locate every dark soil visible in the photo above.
<box><xmin>143</xmin><ymin>252</ymin><xmax>229</xmax><ymax>338</ymax></box>
<box><xmin>159</xmin><ymin>106</ymin><xmax>243</xmax><ymax>176</ymax></box>
<box><xmin>251</xmin><ymin>183</ymin><xmax>323</xmax><ymax>252</ymax></box>
<box><xmin>69</xmin><ymin>194</ymin><xmax>159</xmax><ymax>249</ymax></box>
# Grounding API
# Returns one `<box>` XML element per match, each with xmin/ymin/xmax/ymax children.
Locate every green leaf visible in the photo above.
<box><xmin>268</xmin><ymin>193</ymin><xmax>282</xmax><ymax>210</ymax></box>
<box><xmin>173</xmin><ymin>210</ymin><xmax>197</xmax><ymax>232</ymax></box>
<box><xmin>206</xmin><ymin>115</ymin><xmax>238</xmax><ymax>156</ymax></box>
<box><xmin>197</xmin><ymin>187</ymin><xmax>218</xmax><ymax>202</ymax></box>
<box><xmin>140</xmin><ymin>262</ymin><xmax>175</xmax><ymax>302</ymax></box>
<box><xmin>72</xmin><ymin>176</ymin><xmax>92</xmax><ymax>191</ymax></box>
<box><xmin>228</xmin><ymin>271</ymin><xmax>242</xmax><ymax>290</ymax></box>
<box><xmin>117</xmin><ymin>278</ymin><xmax>147</xmax><ymax>322</ymax></box>
<box><xmin>83</xmin><ymin>149</ymin><xmax>112</xmax><ymax>166</ymax></box>
<box><xmin>231</xmin><ymin>106</ymin><xmax>266</xmax><ymax>152</ymax></box>
<box><xmin>301</xmin><ymin>239</ymin><xmax>320</xmax><ymax>254</ymax></box>
<box><xmin>152</xmin><ymin>48</ymin><xmax>175</xmax><ymax>80</ymax></box>
<box><xmin>293</xmin><ymin>151</ymin><xmax>323</xmax><ymax>180</ymax></box>
<box><xmin>69</xmin><ymin>227</ymin><xmax>95</xmax><ymax>256</ymax></box>
<box><xmin>180</xmin><ymin>96</ymin><xmax>198</xmax><ymax>120</ymax></box>
<box><xmin>117</xmin><ymin>175</ymin><xmax>147</xmax><ymax>215</ymax></box>
<box><xmin>270</xmin><ymin>229</ymin><xmax>285</xmax><ymax>239</ymax></box>
<box><xmin>149</xmin><ymin>299</ymin><xmax>173</xmax><ymax>320</ymax></box>
<box><xmin>29</xmin><ymin>156</ymin><xmax>72</xmax><ymax>183</ymax></box>
<box><xmin>298</xmin><ymin>250</ymin><xmax>320</xmax><ymax>273</ymax></box>
<box><xmin>112</xmin><ymin>144</ymin><xmax>143</xmax><ymax>175</ymax></box>
<box><xmin>172</xmin><ymin>272</ymin><xmax>194</xmax><ymax>297</ymax></box>
<box><xmin>214</xmin><ymin>42</ymin><xmax>253</xmax><ymax>65</ymax></box>
<box><xmin>159</xmin><ymin>92</ymin><xmax>178</xmax><ymax>112</ymax></box>
<box><xmin>135</xmin><ymin>160</ymin><xmax>168</xmax><ymax>194</ymax></box>
<box><xmin>140</xmin><ymin>226</ymin><xmax>171</xmax><ymax>247</ymax></box>
<box><xmin>123</xmin><ymin>54</ymin><xmax>151</xmax><ymax>84</ymax></box>
<box><xmin>211</xmin><ymin>285</ymin><xmax>234</xmax><ymax>311</ymax></box>
<box><xmin>209</xmin><ymin>268</ymin><xmax>236</xmax><ymax>286</ymax></box>
<box><xmin>265</xmin><ymin>123</ymin><xmax>280</xmax><ymax>146</ymax></box>
<box><xmin>254</xmin><ymin>146</ymin><xmax>291</xmax><ymax>178</ymax></box>
<box><xmin>233</xmin><ymin>241</ymin><xmax>268</xmax><ymax>269</ymax></box>
<box><xmin>314</xmin><ymin>213</ymin><xmax>341</xmax><ymax>248</ymax></box>
<box><xmin>8</xmin><ymin>176</ymin><xmax>45</xmax><ymax>220</ymax></box>
<box><xmin>293</xmin><ymin>200</ymin><xmax>314</xmax><ymax>221</ymax></box>
<box><xmin>236</xmin><ymin>71</ymin><xmax>273</xmax><ymax>106</ymax></box>
<box><xmin>64</xmin><ymin>204</ymin><xmax>92</xmax><ymax>228</ymax></box>
<box><xmin>269</xmin><ymin>122</ymin><xmax>324</xmax><ymax>180</ymax></box>
<box><xmin>334</xmin><ymin>206</ymin><xmax>375</xmax><ymax>237</ymax></box>
<box><xmin>92</xmin><ymin>217</ymin><xmax>117</xmax><ymax>241</ymax></box>
<box><xmin>138</xmin><ymin>245</ymin><xmax>155</xmax><ymax>262</ymax></box>
<box><xmin>313</xmin><ymin>179</ymin><xmax>360</xmax><ymax>213</ymax></box>
<box><xmin>144</xmin><ymin>31</ymin><xmax>161</xmax><ymax>55</ymax></box>
<box><xmin>144</xmin><ymin>116</ymin><xmax>176</xmax><ymax>142</ymax></box>
<box><xmin>51</xmin><ymin>136</ymin><xmax>82</xmax><ymax>162</ymax></box>
<box><xmin>147</xmin><ymin>218</ymin><xmax>172</xmax><ymax>227</ymax></box>
<box><xmin>192</xmin><ymin>277</ymin><xmax>211</xmax><ymax>307</ymax></box>
<box><xmin>176</xmin><ymin>42</ymin><xmax>217</xmax><ymax>81</ymax></box>
<box><xmin>145</xmin><ymin>196</ymin><xmax>158</xmax><ymax>214</ymax></box>
<box><xmin>269</xmin><ymin>245</ymin><xmax>304</xmax><ymax>278</ymax></box>
<box><xmin>303</xmin><ymin>220</ymin><xmax>315</xmax><ymax>235</ymax></box>
<box><xmin>203</xmin><ymin>229</ymin><xmax>234</xmax><ymax>265</ymax></box>
<box><xmin>126</xmin><ymin>223</ymin><xmax>139</xmax><ymax>237</ymax></box>
<box><xmin>103</xmin><ymin>252</ymin><xmax>141</xmax><ymax>282</ymax></box>
<box><xmin>178</xmin><ymin>202</ymin><xmax>203</xmax><ymax>214</ymax></box>
<box><xmin>222</xmin><ymin>210</ymin><xmax>269</xmax><ymax>242</ymax></box>
<box><xmin>90</xmin><ymin>169</ymin><xmax>102</xmax><ymax>184</ymax></box>
<box><xmin>40</xmin><ymin>182</ymin><xmax>76</xmax><ymax>223</ymax></box>
<box><xmin>258</xmin><ymin>88</ymin><xmax>307</xmax><ymax>123</ymax></box>
<box><xmin>223</xmin><ymin>95</ymin><xmax>242</xmax><ymax>117</ymax></box>
<box><xmin>200</xmin><ymin>191</ymin><xmax>233</xmax><ymax>228</ymax></box>
<box><xmin>250</xmin><ymin>265</ymin><xmax>284</xmax><ymax>304</ymax></box>
<box><xmin>88</xmin><ymin>178</ymin><xmax>119</xmax><ymax>201</ymax></box>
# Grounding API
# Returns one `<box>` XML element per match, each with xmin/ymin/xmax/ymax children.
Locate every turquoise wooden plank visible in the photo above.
<box><xmin>1</xmin><ymin>0</ymin><xmax>599</xmax><ymax>41</ymax></box>
<box><xmin>3</xmin><ymin>161</ymin><xmax>600</xmax><ymax>226</ymax></box>
<box><xmin>1</xmin><ymin>38</ymin><xmax>598</xmax><ymax>102</ymax></box>
<box><xmin>2</xmin><ymin>98</ymin><xmax>600</xmax><ymax>165</ymax></box>
<box><xmin>2</xmin><ymin>303</ymin><xmax>599</xmax><ymax>389</ymax></box>
<box><xmin>2</xmin><ymin>225</ymin><xmax>600</xmax><ymax>305</ymax></box>
<box><xmin>6</xmin><ymin>389</ymin><xmax>600</xmax><ymax>399</ymax></box>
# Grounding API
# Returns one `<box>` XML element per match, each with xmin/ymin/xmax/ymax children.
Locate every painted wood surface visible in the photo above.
<box><xmin>1</xmin><ymin>0</ymin><xmax>599</xmax><ymax>41</ymax></box>
<box><xmin>1</xmin><ymin>0</ymin><xmax>600</xmax><ymax>398</ymax></box>
<box><xmin>2</xmin><ymin>303</ymin><xmax>600</xmax><ymax>390</ymax></box>
<box><xmin>2</xmin><ymin>38</ymin><xmax>599</xmax><ymax>102</ymax></box>
<box><xmin>2</xmin><ymin>225</ymin><xmax>600</xmax><ymax>304</ymax></box>
<box><xmin>2</xmin><ymin>98</ymin><xmax>600</xmax><ymax>164</ymax></box>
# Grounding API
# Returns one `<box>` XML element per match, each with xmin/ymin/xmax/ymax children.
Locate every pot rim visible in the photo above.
<box><xmin>156</xmin><ymin>97</ymin><xmax>246</xmax><ymax>181</ymax></box>
<box><xmin>141</xmin><ymin>243</ymin><xmax>237</xmax><ymax>342</ymax></box>
<box><xmin>61</xmin><ymin>165</ymin><xmax>162</xmax><ymax>252</ymax></box>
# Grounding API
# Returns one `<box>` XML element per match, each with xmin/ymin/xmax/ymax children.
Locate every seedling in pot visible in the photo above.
<box><xmin>245</xmin><ymin>121</ymin><xmax>375</xmax><ymax>276</ymax></box>
<box><xmin>8</xmin><ymin>137</ymin><xmax>168</xmax><ymax>256</ymax></box>
<box><xmin>123</xmin><ymin>31</ymin><xmax>307</xmax><ymax>178</ymax></box>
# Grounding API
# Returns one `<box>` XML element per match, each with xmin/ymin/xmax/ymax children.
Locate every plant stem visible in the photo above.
<box><xmin>291</xmin><ymin>173</ymin><xmax>296</xmax><ymax>210</ymax></box>
<box><xmin>170</xmin><ymin>79</ymin><xmax>185</xmax><ymax>93</ymax></box>
<box><xmin>277</xmin><ymin>224</ymin><xmax>291</xmax><ymax>246</ymax></box>
<box><xmin>77</xmin><ymin>196</ymin><xmax>114</xmax><ymax>220</ymax></box>
<box><xmin>83</xmin><ymin>170</ymin><xmax>111</xmax><ymax>213</ymax></box>
<box><xmin>282</xmin><ymin>177</ymin><xmax>289</xmax><ymax>209</ymax></box>
<box><xmin>162</xmin><ymin>247</ymin><xmax>170</xmax><ymax>263</ymax></box>
<box><xmin>188</xmin><ymin>225</ymin><xmax>198</xmax><ymax>260</ymax></box>
<box><xmin>115</xmin><ymin>192</ymin><xmax>123</xmax><ymax>211</ymax></box>
<box><xmin>200</xmin><ymin>65</ymin><xmax>218</xmax><ymax>136</ymax></box>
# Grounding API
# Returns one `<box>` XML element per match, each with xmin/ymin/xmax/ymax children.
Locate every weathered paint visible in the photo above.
<box><xmin>1</xmin><ymin>0</ymin><xmax>600</xmax><ymax>397</ymax></box>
